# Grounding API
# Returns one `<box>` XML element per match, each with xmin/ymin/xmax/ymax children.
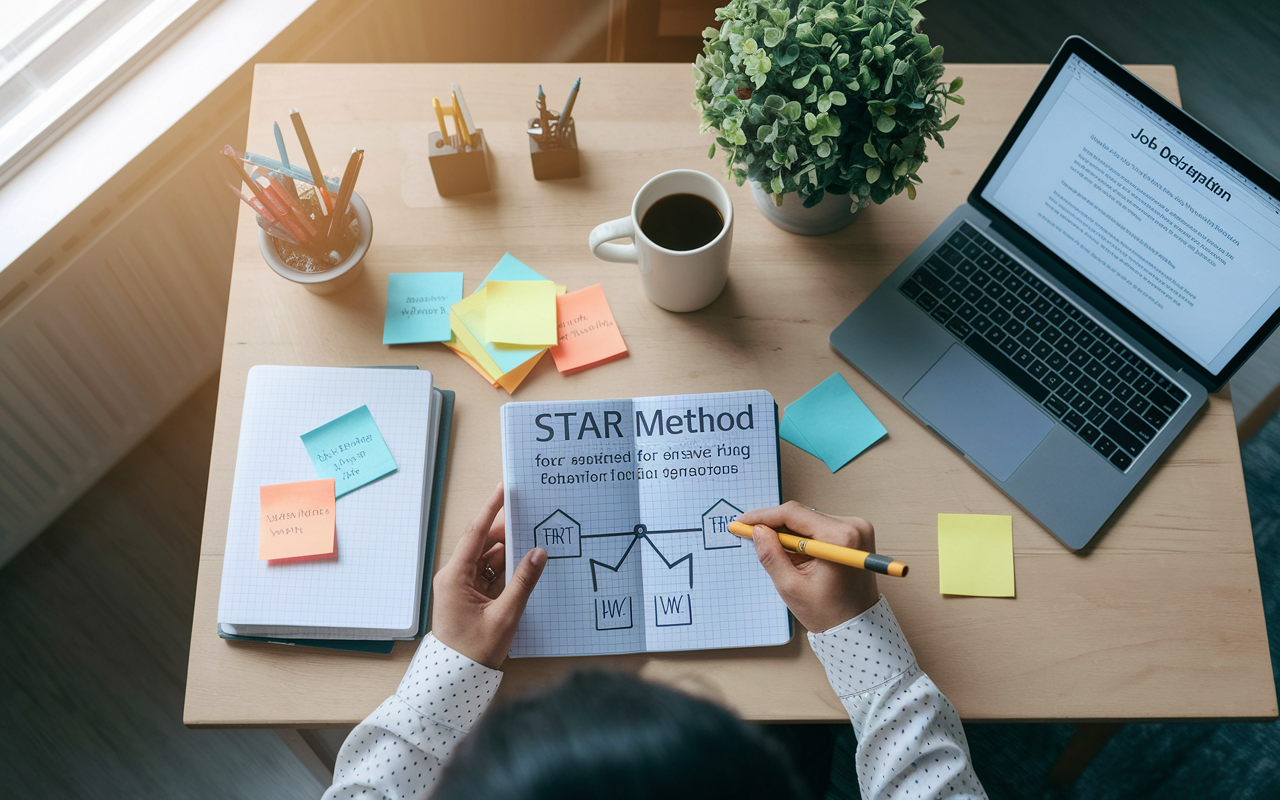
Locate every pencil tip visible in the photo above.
<box><xmin>290</xmin><ymin>107</ymin><xmax>299</xmax><ymax>114</ymax></box>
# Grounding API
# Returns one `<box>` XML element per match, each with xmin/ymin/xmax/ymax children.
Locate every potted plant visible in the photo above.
<box><xmin>693</xmin><ymin>0</ymin><xmax>963</xmax><ymax>235</ymax></box>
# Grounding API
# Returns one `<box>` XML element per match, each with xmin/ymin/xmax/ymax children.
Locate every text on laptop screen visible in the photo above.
<box><xmin>981</xmin><ymin>54</ymin><xmax>1280</xmax><ymax>374</ymax></box>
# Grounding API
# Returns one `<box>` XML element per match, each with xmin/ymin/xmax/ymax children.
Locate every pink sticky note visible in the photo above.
<box><xmin>259</xmin><ymin>479</ymin><xmax>336</xmax><ymax>561</ymax></box>
<box><xmin>549</xmin><ymin>284</ymin><xmax>628</xmax><ymax>374</ymax></box>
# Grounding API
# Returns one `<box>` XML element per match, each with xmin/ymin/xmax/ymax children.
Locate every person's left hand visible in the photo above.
<box><xmin>431</xmin><ymin>482</ymin><xmax>547</xmax><ymax>669</ymax></box>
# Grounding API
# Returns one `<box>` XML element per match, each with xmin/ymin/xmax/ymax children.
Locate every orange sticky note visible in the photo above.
<box><xmin>259</xmin><ymin>479</ymin><xmax>336</xmax><ymax>561</ymax></box>
<box><xmin>549</xmin><ymin>284</ymin><xmax>628</xmax><ymax>374</ymax></box>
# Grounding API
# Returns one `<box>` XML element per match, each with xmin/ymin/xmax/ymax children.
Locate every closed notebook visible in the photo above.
<box><xmin>217</xmin><ymin>366</ymin><xmax>443</xmax><ymax>641</ymax></box>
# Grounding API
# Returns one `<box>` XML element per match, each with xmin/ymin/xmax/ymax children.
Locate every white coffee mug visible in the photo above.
<box><xmin>588</xmin><ymin>169</ymin><xmax>733</xmax><ymax>312</ymax></box>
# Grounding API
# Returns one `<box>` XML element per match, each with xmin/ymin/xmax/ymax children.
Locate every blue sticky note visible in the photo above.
<box><xmin>779</xmin><ymin>413</ymin><xmax>820</xmax><ymax>457</ymax></box>
<box><xmin>384</xmin><ymin>272</ymin><xmax>463</xmax><ymax>344</ymax></box>
<box><xmin>784</xmin><ymin>373</ymin><xmax>887</xmax><ymax>472</ymax></box>
<box><xmin>300</xmin><ymin>405</ymin><xmax>398</xmax><ymax>497</ymax></box>
<box><xmin>478</xmin><ymin>252</ymin><xmax>549</xmax><ymax>289</ymax></box>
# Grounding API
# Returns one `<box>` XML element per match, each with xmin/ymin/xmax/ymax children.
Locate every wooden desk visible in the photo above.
<box><xmin>184</xmin><ymin>63</ymin><xmax>1276</xmax><ymax>728</ymax></box>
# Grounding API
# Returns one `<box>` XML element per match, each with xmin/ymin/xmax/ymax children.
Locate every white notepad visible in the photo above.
<box><xmin>217</xmin><ymin>366</ymin><xmax>438</xmax><ymax>640</ymax></box>
<box><xmin>502</xmin><ymin>390</ymin><xmax>792</xmax><ymax>657</ymax></box>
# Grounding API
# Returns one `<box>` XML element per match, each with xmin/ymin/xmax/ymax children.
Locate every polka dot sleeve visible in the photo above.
<box><xmin>809</xmin><ymin>596</ymin><xmax>987</xmax><ymax>800</ymax></box>
<box><xmin>323</xmin><ymin>634</ymin><xmax>501</xmax><ymax>800</ymax></box>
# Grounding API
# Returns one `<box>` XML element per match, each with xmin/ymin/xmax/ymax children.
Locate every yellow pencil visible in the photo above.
<box><xmin>727</xmin><ymin>520</ymin><xmax>909</xmax><ymax>577</ymax></box>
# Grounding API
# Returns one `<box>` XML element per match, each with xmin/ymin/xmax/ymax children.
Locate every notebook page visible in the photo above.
<box><xmin>634</xmin><ymin>391</ymin><xmax>790</xmax><ymax>653</ymax></box>
<box><xmin>226</xmin><ymin>388</ymin><xmax>442</xmax><ymax>640</ymax></box>
<box><xmin>217</xmin><ymin>366</ymin><xmax>433</xmax><ymax>637</ymax></box>
<box><xmin>504</xmin><ymin>399</ymin><xmax>646</xmax><ymax>656</ymax></box>
<box><xmin>503</xmin><ymin>390</ymin><xmax>790</xmax><ymax>657</ymax></box>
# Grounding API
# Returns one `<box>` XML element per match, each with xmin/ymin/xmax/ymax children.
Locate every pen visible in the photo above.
<box><xmin>220</xmin><ymin>152</ymin><xmax>279</xmax><ymax>224</ymax></box>
<box><xmin>290</xmin><ymin>108</ymin><xmax>330</xmax><ymax>216</ymax></box>
<box><xmin>727</xmin><ymin>520</ymin><xmax>909</xmax><ymax>577</ymax></box>
<box><xmin>557</xmin><ymin>77</ymin><xmax>580</xmax><ymax>139</ymax></box>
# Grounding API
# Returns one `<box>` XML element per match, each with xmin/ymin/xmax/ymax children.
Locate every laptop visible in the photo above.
<box><xmin>830</xmin><ymin>36</ymin><xmax>1280</xmax><ymax>550</ymax></box>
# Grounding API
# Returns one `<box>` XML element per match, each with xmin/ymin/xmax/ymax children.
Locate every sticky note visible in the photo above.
<box><xmin>479</xmin><ymin>252</ymin><xmax>550</xmax><ymax>288</ymax></box>
<box><xmin>259</xmin><ymin>479</ymin><xmax>336</xmax><ymax>561</ymax></box>
<box><xmin>452</xmin><ymin>288</ymin><xmax>547</xmax><ymax>377</ymax></box>
<box><xmin>383</xmin><ymin>272</ymin><xmax>463</xmax><ymax>344</ymax></box>
<box><xmin>937</xmin><ymin>513</ymin><xmax>1015</xmax><ymax>597</ymax></box>
<box><xmin>782</xmin><ymin>373</ymin><xmax>887</xmax><ymax>471</ymax></box>
<box><xmin>485</xmin><ymin>280</ymin><xmax>558</xmax><ymax>346</ymax></box>
<box><xmin>549</xmin><ymin>284</ymin><xmax>629</xmax><ymax>374</ymax></box>
<box><xmin>779</xmin><ymin>413</ymin><xmax>819</xmax><ymax>457</ymax></box>
<box><xmin>300</xmin><ymin>405</ymin><xmax>397</xmax><ymax>497</ymax></box>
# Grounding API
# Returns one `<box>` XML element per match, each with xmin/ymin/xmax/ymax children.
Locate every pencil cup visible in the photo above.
<box><xmin>258</xmin><ymin>192</ymin><xmax>373</xmax><ymax>295</ymax></box>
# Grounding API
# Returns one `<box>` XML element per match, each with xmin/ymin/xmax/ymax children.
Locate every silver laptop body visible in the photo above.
<box><xmin>831</xmin><ymin>37</ymin><xmax>1280</xmax><ymax>550</ymax></box>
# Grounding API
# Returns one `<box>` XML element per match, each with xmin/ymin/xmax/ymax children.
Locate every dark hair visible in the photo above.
<box><xmin>433</xmin><ymin>669</ymin><xmax>809</xmax><ymax>800</ymax></box>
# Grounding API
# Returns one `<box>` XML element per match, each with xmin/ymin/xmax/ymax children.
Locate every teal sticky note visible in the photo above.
<box><xmin>478</xmin><ymin>252</ymin><xmax>549</xmax><ymax>289</ymax></box>
<box><xmin>384</xmin><ymin>272</ymin><xmax>463</xmax><ymax>344</ymax></box>
<box><xmin>785</xmin><ymin>373</ymin><xmax>887</xmax><ymax>472</ymax></box>
<box><xmin>779</xmin><ymin>413</ymin><xmax>820</xmax><ymax>457</ymax></box>
<box><xmin>300</xmin><ymin>405</ymin><xmax>397</xmax><ymax>497</ymax></box>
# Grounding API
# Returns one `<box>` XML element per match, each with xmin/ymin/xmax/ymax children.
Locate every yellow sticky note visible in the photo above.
<box><xmin>485</xmin><ymin>280</ymin><xmax>558</xmax><ymax>346</ymax></box>
<box><xmin>259</xmin><ymin>479</ymin><xmax>336</xmax><ymax>561</ymax></box>
<box><xmin>450</xmin><ymin>288</ymin><xmax>544</xmax><ymax>378</ymax></box>
<box><xmin>937</xmin><ymin>513</ymin><xmax>1014</xmax><ymax>597</ymax></box>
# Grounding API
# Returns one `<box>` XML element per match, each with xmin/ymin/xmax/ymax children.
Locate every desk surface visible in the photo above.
<box><xmin>184</xmin><ymin>63</ymin><xmax>1276</xmax><ymax>728</ymax></box>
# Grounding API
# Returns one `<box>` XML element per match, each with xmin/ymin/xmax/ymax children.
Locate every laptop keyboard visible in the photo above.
<box><xmin>898</xmin><ymin>222</ymin><xmax>1187</xmax><ymax>472</ymax></box>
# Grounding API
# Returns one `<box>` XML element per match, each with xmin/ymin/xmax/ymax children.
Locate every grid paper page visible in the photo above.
<box><xmin>217</xmin><ymin>366</ymin><xmax>434</xmax><ymax>638</ymax></box>
<box><xmin>503</xmin><ymin>390</ymin><xmax>790</xmax><ymax>657</ymax></box>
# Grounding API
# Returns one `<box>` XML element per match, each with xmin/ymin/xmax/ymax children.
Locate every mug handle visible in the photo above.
<box><xmin>589</xmin><ymin>217</ymin><xmax>638</xmax><ymax>263</ymax></box>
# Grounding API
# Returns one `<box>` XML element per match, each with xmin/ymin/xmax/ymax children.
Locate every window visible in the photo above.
<box><xmin>0</xmin><ymin>0</ymin><xmax>213</xmax><ymax>186</ymax></box>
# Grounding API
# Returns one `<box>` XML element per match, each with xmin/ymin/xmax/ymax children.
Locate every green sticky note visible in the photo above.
<box><xmin>485</xmin><ymin>280</ymin><xmax>558</xmax><ymax>346</ymax></box>
<box><xmin>300</xmin><ymin>405</ymin><xmax>397</xmax><ymax>497</ymax></box>
<box><xmin>783</xmin><ymin>373</ymin><xmax>887</xmax><ymax>472</ymax></box>
<box><xmin>383</xmin><ymin>272</ymin><xmax>463</xmax><ymax>344</ymax></box>
<box><xmin>937</xmin><ymin>513</ymin><xmax>1015</xmax><ymax>597</ymax></box>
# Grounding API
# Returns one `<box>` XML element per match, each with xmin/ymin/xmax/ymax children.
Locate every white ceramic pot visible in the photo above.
<box><xmin>258</xmin><ymin>192</ymin><xmax>372</xmax><ymax>295</ymax></box>
<box><xmin>750</xmin><ymin>181</ymin><xmax>863</xmax><ymax>236</ymax></box>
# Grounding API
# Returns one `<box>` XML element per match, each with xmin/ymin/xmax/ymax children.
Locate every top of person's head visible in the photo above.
<box><xmin>433</xmin><ymin>669</ymin><xmax>809</xmax><ymax>800</ymax></box>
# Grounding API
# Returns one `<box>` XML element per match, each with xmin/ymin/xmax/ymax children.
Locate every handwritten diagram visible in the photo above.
<box><xmin>533</xmin><ymin>499</ymin><xmax>743</xmax><ymax>632</ymax></box>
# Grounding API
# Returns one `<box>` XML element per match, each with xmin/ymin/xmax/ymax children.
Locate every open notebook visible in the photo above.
<box><xmin>217</xmin><ymin>366</ymin><xmax>449</xmax><ymax>650</ymax></box>
<box><xmin>502</xmin><ymin>390</ymin><xmax>792</xmax><ymax>657</ymax></box>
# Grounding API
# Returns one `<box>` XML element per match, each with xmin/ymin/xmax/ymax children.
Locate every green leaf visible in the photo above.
<box><xmin>708</xmin><ymin>142</ymin><xmax>717</xmax><ymax>159</ymax></box>
<box><xmin>818</xmin><ymin>94</ymin><xmax>832</xmax><ymax>113</ymax></box>
<box><xmin>906</xmin><ymin>182</ymin><xmax>917</xmax><ymax>200</ymax></box>
<box><xmin>781</xmin><ymin>101</ymin><xmax>802</xmax><ymax>120</ymax></box>
<box><xmin>816</xmin><ymin>141</ymin><xmax>831</xmax><ymax>158</ymax></box>
<box><xmin>863</xmin><ymin>142</ymin><xmax>879</xmax><ymax>159</ymax></box>
<box><xmin>828</xmin><ymin>90</ymin><xmax>846</xmax><ymax>106</ymax></box>
<box><xmin>950</xmin><ymin>75</ymin><xmax>964</xmax><ymax>92</ymax></box>
<box><xmin>771</xmin><ymin>175</ymin><xmax>784</xmax><ymax>194</ymax></box>
<box><xmin>865</xmin><ymin>164</ymin><xmax>881</xmax><ymax>184</ymax></box>
<box><xmin>763</xmin><ymin>93</ymin><xmax>786</xmax><ymax>110</ymax></box>
<box><xmin>950</xmin><ymin>95</ymin><xmax>965</xmax><ymax>105</ymax></box>
<box><xmin>876</xmin><ymin>115</ymin><xmax>896</xmax><ymax>132</ymax></box>
<box><xmin>763</xmin><ymin>27</ymin><xmax>784</xmax><ymax>48</ymax></box>
<box><xmin>777</xmin><ymin>43</ymin><xmax>800</xmax><ymax>66</ymax></box>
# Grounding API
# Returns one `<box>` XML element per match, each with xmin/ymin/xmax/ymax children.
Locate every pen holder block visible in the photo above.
<box><xmin>428</xmin><ymin>128</ymin><xmax>490</xmax><ymax>196</ymax></box>
<box><xmin>528</xmin><ymin>118</ymin><xmax>579</xmax><ymax>181</ymax></box>
<box><xmin>258</xmin><ymin>192</ymin><xmax>373</xmax><ymax>295</ymax></box>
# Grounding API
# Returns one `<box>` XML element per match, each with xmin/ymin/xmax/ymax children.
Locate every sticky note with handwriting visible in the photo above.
<box><xmin>549</xmin><ymin>284</ymin><xmax>628</xmax><ymax>373</ymax></box>
<box><xmin>259</xmin><ymin>478</ymin><xmax>336</xmax><ymax>561</ymax></box>
<box><xmin>300</xmin><ymin>405</ymin><xmax>397</xmax><ymax>497</ymax></box>
<box><xmin>383</xmin><ymin>272</ymin><xmax>463</xmax><ymax>344</ymax></box>
<box><xmin>485</xmin><ymin>280</ymin><xmax>558</xmax><ymax>346</ymax></box>
<box><xmin>937</xmin><ymin>513</ymin><xmax>1015</xmax><ymax>597</ymax></box>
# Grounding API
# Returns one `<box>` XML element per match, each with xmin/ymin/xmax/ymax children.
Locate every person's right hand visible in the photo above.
<box><xmin>737</xmin><ymin>501</ymin><xmax>880</xmax><ymax>633</ymax></box>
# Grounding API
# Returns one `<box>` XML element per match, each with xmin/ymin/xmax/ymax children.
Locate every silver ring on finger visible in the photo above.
<box><xmin>481</xmin><ymin>564</ymin><xmax>498</xmax><ymax>584</ymax></box>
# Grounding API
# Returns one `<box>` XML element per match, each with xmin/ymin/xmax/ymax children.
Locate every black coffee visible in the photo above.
<box><xmin>640</xmin><ymin>193</ymin><xmax>724</xmax><ymax>251</ymax></box>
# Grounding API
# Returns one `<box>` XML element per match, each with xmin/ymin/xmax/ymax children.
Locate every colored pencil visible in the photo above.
<box><xmin>325</xmin><ymin>148</ymin><xmax>363</xmax><ymax>243</ymax></box>
<box><xmin>272</xmin><ymin>122</ymin><xmax>299</xmax><ymax>199</ymax></box>
<box><xmin>290</xmin><ymin>108</ymin><xmax>330</xmax><ymax>215</ymax></box>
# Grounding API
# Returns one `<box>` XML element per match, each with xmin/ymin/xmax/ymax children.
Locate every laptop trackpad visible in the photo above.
<box><xmin>905</xmin><ymin>345</ymin><xmax>1054</xmax><ymax>482</ymax></box>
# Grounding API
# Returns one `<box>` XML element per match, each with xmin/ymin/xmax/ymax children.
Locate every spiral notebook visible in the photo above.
<box><xmin>217</xmin><ymin>366</ymin><xmax>451</xmax><ymax>653</ymax></box>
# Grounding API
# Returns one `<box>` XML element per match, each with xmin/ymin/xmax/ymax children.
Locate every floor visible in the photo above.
<box><xmin>3</xmin><ymin>1</ymin><xmax>1280</xmax><ymax>797</ymax></box>
<box><xmin>0</xmin><ymin>378</ymin><xmax>321</xmax><ymax>799</ymax></box>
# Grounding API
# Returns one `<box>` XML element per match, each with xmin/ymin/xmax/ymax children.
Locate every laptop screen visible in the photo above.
<box><xmin>980</xmin><ymin>53</ymin><xmax>1280</xmax><ymax>375</ymax></box>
